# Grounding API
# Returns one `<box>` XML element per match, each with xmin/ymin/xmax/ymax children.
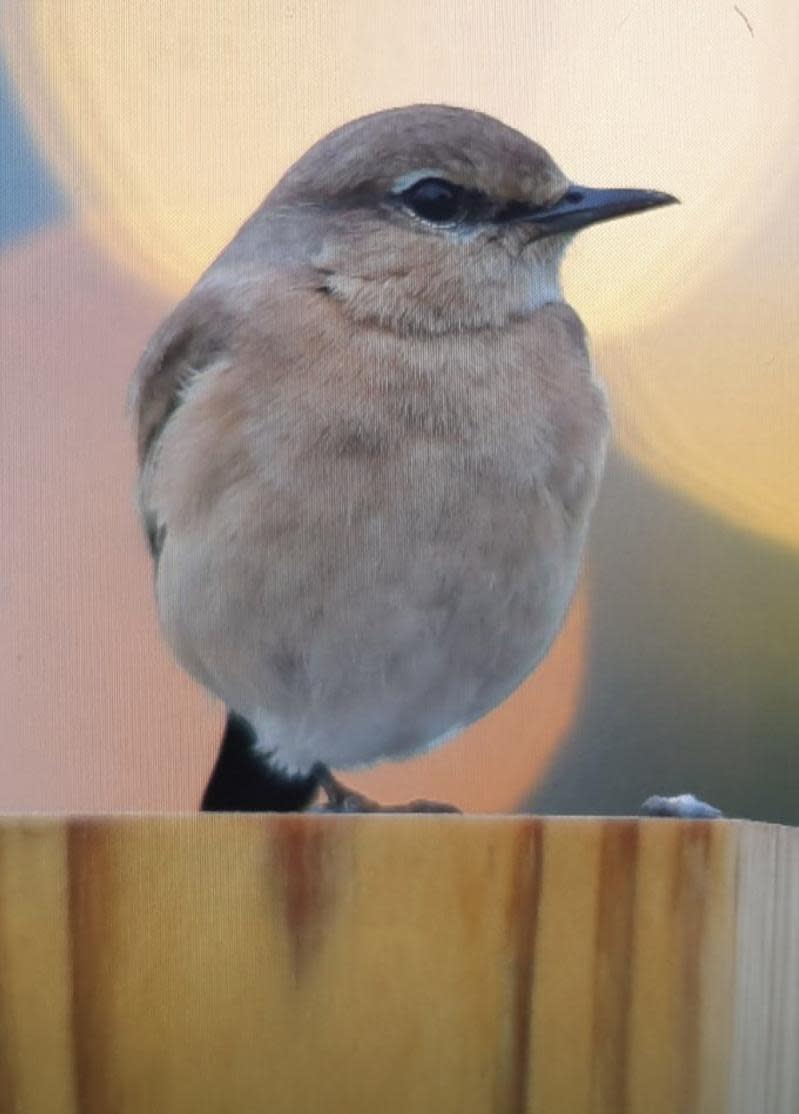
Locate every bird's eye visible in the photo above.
<box><xmin>400</xmin><ymin>178</ymin><xmax>464</xmax><ymax>224</ymax></box>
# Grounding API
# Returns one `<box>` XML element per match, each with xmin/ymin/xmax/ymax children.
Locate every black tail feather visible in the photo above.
<box><xmin>200</xmin><ymin>711</ymin><xmax>320</xmax><ymax>812</ymax></box>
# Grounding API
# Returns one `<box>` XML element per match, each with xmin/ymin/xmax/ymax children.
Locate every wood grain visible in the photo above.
<box><xmin>0</xmin><ymin>816</ymin><xmax>794</xmax><ymax>1113</ymax></box>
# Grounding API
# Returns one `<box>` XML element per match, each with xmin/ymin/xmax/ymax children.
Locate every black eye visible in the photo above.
<box><xmin>401</xmin><ymin>178</ymin><xmax>464</xmax><ymax>224</ymax></box>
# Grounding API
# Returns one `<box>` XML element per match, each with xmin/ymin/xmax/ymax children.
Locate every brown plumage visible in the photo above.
<box><xmin>130</xmin><ymin>104</ymin><xmax>675</xmax><ymax>810</ymax></box>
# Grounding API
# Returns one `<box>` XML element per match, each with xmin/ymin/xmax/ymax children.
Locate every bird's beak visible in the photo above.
<box><xmin>499</xmin><ymin>185</ymin><xmax>679</xmax><ymax>236</ymax></box>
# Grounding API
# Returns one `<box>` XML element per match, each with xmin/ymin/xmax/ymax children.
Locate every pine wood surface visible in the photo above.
<box><xmin>0</xmin><ymin>816</ymin><xmax>796</xmax><ymax>1114</ymax></box>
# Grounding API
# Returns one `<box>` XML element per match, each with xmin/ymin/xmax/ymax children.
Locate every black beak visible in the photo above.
<box><xmin>496</xmin><ymin>185</ymin><xmax>679</xmax><ymax>235</ymax></box>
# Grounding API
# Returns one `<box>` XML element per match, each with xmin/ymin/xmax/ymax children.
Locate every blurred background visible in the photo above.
<box><xmin>1</xmin><ymin>0</ymin><xmax>797</xmax><ymax>819</ymax></box>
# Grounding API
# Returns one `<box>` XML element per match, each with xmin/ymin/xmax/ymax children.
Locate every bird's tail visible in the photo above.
<box><xmin>200</xmin><ymin>711</ymin><xmax>320</xmax><ymax>812</ymax></box>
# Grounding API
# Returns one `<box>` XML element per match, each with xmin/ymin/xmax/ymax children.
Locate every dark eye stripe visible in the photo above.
<box><xmin>492</xmin><ymin>189</ymin><xmax>583</xmax><ymax>225</ymax></box>
<box><xmin>386</xmin><ymin>177</ymin><xmax>549</xmax><ymax>229</ymax></box>
<box><xmin>492</xmin><ymin>199</ymin><xmax>538</xmax><ymax>224</ymax></box>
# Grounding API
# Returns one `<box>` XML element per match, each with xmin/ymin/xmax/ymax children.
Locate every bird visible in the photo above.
<box><xmin>130</xmin><ymin>103</ymin><xmax>678</xmax><ymax>814</ymax></box>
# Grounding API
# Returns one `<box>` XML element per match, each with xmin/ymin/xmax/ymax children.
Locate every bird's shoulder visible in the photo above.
<box><xmin>129</xmin><ymin>284</ymin><xmax>234</xmax><ymax>467</ymax></box>
<box><xmin>129</xmin><ymin>256</ymin><xmax>323</xmax><ymax>470</ymax></box>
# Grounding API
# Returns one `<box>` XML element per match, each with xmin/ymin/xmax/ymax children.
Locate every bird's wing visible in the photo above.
<box><xmin>129</xmin><ymin>290</ymin><xmax>235</xmax><ymax>466</ymax></box>
<box><xmin>129</xmin><ymin>289</ymin><xmax>235</xmax><ymax>559</ymax></box>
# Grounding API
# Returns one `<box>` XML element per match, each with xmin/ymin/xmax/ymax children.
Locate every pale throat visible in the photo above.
<box><xmin>517</xmin><ymin>234</ymin><xmax>569</xmax><ymax>313</ymax></box>
<box><xmin>314</xmin><ymin>229</ymin><xmax>571</xmax><ymax>333</ymax></box>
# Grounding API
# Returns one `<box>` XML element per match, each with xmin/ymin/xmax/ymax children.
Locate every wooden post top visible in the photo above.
<box><xmin>0</xmin><ymin>815</ymin><xmax>796</xmax><ymax>1114</ymax></box>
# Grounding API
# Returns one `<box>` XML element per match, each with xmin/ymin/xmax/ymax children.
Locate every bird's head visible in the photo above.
<box><xmin>265</xmin><ymin>105</ymin><xmax>676</xmax><ymax>334</ymax></box>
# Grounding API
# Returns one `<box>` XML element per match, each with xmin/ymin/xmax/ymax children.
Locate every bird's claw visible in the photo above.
<box><xmin>311</xmin><ymin>764</ymin><xmax>460</xmax><ymax>814</ymax></box>
<box><xmin>316</xmin><ymin>792</ymin><xmax>461</xmax><ymax>815</ymax></box>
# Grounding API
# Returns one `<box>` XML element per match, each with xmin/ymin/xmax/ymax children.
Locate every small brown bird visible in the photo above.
<box><xmin>131</xmin><ymin>104</ymin><xmax>677</xmax><ymax>813</ymax></box>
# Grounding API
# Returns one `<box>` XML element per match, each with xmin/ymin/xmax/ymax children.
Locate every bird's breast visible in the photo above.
<box><xmin>153</xmin><ymin>301</ymin><xmax>609</xmax><ymax>769</ymax></box>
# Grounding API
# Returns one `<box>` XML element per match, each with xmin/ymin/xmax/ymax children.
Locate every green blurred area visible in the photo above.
<box><xmin>531</xmin><ymin>450</ymin><xmax>799</xmax><ymax>824</ymax></box>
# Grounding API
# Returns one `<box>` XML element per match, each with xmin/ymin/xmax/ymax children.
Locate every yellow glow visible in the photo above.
<box><xmin>5</xmin><ymin>1</ymin><xmax>796</xmax><ymax>315</ymax></box>
<box><xmin>3</xmin><ymin>0</ymin><xmax>799</xmax><ymax>548</ymax></box>
<box><xmin>598</xmin><ymin>220</ymin><xmax>799</xmax><ymax>551</ymax></box>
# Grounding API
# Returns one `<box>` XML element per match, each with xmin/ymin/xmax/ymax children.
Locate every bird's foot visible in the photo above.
<box><xmin>640</xmin><ymin>793</ymin><xmax>723</xmax><ymax>819</ymax></box>
<box><xmin>311</xmin><ymin>765</ymin><xmax>460</xmax><ymax>814</ymax></box>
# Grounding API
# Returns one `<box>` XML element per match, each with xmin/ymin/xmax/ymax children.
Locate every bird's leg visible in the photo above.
<box><xmin>311</xmin><ymin>764</ymin><xmax>460</xmax><ymax>814</ymax></box>
<box><xmin>640</xmin><ymin>793</ymin><xmax>723</xmax><ymax>819</ymax></box>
